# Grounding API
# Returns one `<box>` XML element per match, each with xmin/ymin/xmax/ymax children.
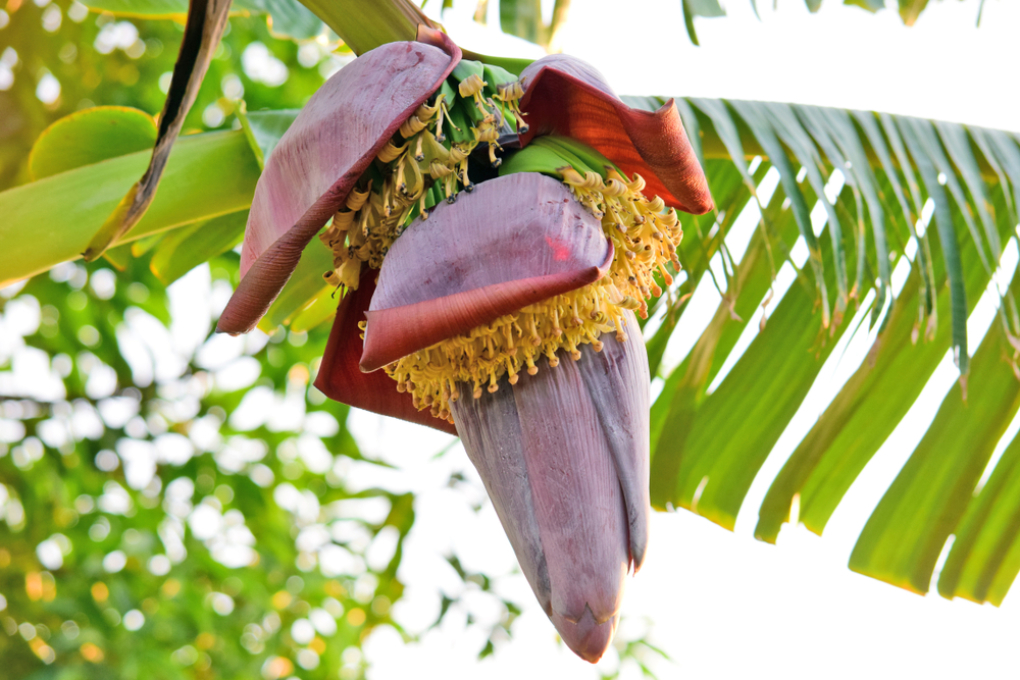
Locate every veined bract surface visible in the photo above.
<box><xmin>218</xmin><ymin>27</ymin><xmax>711</xmax><ymax>662</ymax></box>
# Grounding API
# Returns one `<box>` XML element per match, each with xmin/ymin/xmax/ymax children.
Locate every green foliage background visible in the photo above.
<box><xmin>0</xmin><ymin>255</ymin><xmax>425</xmax><ymax>679</ymax></box>
<box><xmin>0</xmin><ymin>0</ymin><xmax>326</xmax><ymax>191</ymax></box>
<box><xmin>0</xmin><ymin>5</ymin><xmax>525</xmax><ymax>678</ymax></box>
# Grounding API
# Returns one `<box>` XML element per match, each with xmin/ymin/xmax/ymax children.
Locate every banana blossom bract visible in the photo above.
<box><xmin>218</xmin><ymin>28</ymin><xmax>711</xmax><ymax>662</ymax></box>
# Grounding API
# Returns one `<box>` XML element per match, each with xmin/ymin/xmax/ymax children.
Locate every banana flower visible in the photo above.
<box><xmin>218</xmin><ymin>28</ymin><xmax>711</xmax><ymax>662</ymax></box>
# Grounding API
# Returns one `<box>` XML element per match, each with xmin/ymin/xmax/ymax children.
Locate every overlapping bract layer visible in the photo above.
<box><xmin>313</xmin><ymin>173</ymin><xmax>614</xmax><ymax>433</ymax></box>
<box><xmin>372</xmin><ymin>152</ymin><xmax>680</xmax><ymax>419</ymax></box>
<box><xmin>362</xmin><ymin>173</ymin><xmax>618</xmax><ymax>419</ymax></box>
<box><xmin>451</xmin><ymin>315</ymin><xmax>649</xmax><ymax>662</ymax></box>
<box><xmin>219</xmin><ymin>38</ymin><xmax>711</xmax><ymax>342</ymax></box>
<box><xmin>318</xmin><ymin>57</ymin><xmax>527</xmax><ymax>295</ymax></box>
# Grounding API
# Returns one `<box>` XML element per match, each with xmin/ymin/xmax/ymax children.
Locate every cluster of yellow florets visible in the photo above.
<box><xmin>385</xmin><ymin>165</ymin><xmax>683</xmax><ymax>422</ymax></box>
<box><xmin>319</xmin><ymin>67</ymin><xmax>526</xmax><ymax>292</ymax></box>
<box><xmin>385</xmin><ymin>284</ymin><xmax>624</xmax><ymax>422</ymax></box>
<box><xmin>560</xmin><ymin>166</ymin><xmax>682</xmax><ymax>318</ymax></box>
<box><xmin>314</xmin><ymin>62</ymin><xmax>683</xmax><ymax>422</ymax></box>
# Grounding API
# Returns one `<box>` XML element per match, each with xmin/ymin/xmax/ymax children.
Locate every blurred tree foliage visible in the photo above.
<box><xmin>0</xmin><ymin>0</ymin><xmax>329</xmax><ymax>191</ymax></box>
<box><xmin>0</xmin><ymin>253</ymin><xmax>425</xmax><ymax>678</ymax></box>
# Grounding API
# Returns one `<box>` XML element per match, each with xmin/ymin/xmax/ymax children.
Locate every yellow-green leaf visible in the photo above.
<box><xmin>28</xmin><ymin>106</ymin><xmax>157</xmax><ymax>181</ymax></box>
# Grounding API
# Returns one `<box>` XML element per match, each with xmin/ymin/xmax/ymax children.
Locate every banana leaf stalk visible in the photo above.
<box><xmin>83</xmin><ymin>0</ymin><xmax>233</xmax><ymax>261</ymax></box>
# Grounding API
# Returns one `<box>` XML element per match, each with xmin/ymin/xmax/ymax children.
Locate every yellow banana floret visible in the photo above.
<box><xmin>316</xmin><ymin>64</ymin><xmax>683</xmax><ymax>424</ymax></box>
<box><xmin>320</xmin><ymin>87</ymin><xmax>489</xmax><ymax>285</ymax></box>
<box><xmin>386</xmin><ymin>166</ymin><xmax>683</xmax><ymax>422</ymax></box>
<box><xmin>384</xmin><ymin>282</ymin><xmax>628</xmax><ymax>423</ymax></box>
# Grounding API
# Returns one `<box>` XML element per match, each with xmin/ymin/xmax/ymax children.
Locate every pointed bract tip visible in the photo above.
<box><xmin>414</xmin><ymin>25</ymin><xmax>462</xmax><ymax>62</ymax></box>
<box><xmin>518</xmin><ymin>55</ymin><xmax>713</xmax><ymax>215</ymax></box>
<box><xmin>552</xmin><ymin>607</ymin><xmax>619</xmax><ymax>663</ymax></box>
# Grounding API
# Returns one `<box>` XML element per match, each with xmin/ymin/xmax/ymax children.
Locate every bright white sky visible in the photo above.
<box><xmin>441</xmin><ymin>0</ymin><xmax>1020</xmax><ymax>133</ymax></box>
<box><xmin>358</xmin><ymin>1</ymin><xmax>1020</xmax><ymax>678</ymax></box>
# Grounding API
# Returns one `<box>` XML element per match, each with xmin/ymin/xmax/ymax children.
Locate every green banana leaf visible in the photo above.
<box><xmin>0</xmin><ymin>130</ymin><xmax>260</xmax><ymax>287</ymax></box>
<box><xmin>627</xmin><ymin>95</ymin><xmax>1020</xmax><ymax>605</ymax></box>
<box><xmin>79</xmin><ymin>0</ymin><xmax>324</xmax><ymax>40</ymax></box>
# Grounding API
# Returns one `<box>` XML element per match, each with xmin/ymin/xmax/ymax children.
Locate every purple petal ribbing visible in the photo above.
<box><xmin>361</xmin><ymin>173</ymin><xmax>611</xmax><ymax>372</ymax></box>
<box><xmin>576</xmin><ymin>313</ymin><xmax>650</xmax><ymax>571</ymax></box>
<box><xmin>450</xmin><ymin>320</ymin><xmax>649</xmax><ymax>663</ymax></box>
<box><xmin>451</xmin><ymin>384</ymin><xmax>552</xmax><ymax>613</ymax></box>
<box><xmin>217</xmin><ymin>37</ymin><xmax>460</xmax><ymax>335</ymax></box>
<box><xmin>240</xmin><ymin>40</ymin><xmax>456</xmax><ymax>276</ymax></box>
<box><xmin>512</xmin><ymin>355</ymin><xmax>628</xmax><ymax>627</ymax></box>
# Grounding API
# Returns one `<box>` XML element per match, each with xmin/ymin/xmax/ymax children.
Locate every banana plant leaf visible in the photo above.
<box><xmin>0</xmin><ymin>130</ymin><xmax>260</xmax><ymax>287</ymax></box>
<box><xmin>79</xmin><ymin>0</ymin><xmax>323</xmax><ymax>40</ymax></box>
<box><xmin>628</xmin><ymin>96</ymin><xmax>1020</xmax><ymax>605</ymax></box>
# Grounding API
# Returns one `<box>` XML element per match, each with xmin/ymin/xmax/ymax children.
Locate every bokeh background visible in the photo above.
<box><xmin>2</xmin><ymin>0</ymin><xmax>1019</xmax><ymax>678</ymax></box>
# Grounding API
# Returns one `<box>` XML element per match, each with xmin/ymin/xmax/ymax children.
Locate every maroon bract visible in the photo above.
<box><xmin>315</xmin><ymin>269</ymin><xmax>458</xmax><ymax>434</ymax></box>
<box><xmin>519</xmin><ymin>54</ymin><xmax>713</xmax><ymax>215</ymax></box>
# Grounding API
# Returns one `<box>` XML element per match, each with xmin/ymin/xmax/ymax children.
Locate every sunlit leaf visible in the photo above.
<box><xmin>81</xmin><ymin>0</ymin><xmax>323</xmax><ymax>38</ymax></box>
<box><xmin>237</xmin><ymin>107</ymin><xmax>300</xmax><ymax>169</ymax></box>
<box><xmin>150</xmin><ymin>210</ymin><xmax>248</xmax><ymax>284</ymax></box>
<box><xmin>681</xmin><ymin>0</ymin><xmax>725</xmax><ymax>45</ymax></box>
<box><xmin>850</xmin><ymin>316</ymin><xmax>1020</xmax><ymax>594</ymax></box>
<box><xmin>28</xmin><ymin>106</ymin><xmax>157</xmax><ymax>181</ymax></box>
<box><xmin>238</xmin><ymin>0</ymin><xmax>323</xmax><ymax>39</ymax></box>
<box><xmin>756</xmin><ymin>183</ymin><xmax>1014</xmax><ymax>543</ymax></box>
<box><xmin>621</xmin><ymin>91</ymin><xmax>1020</xmax><ymax>604</ymax></box>
<box><xmin>80</xmin><ymin>0</ymin><xmax>191</xmax><ymax>18</ymax></box>
<box><xmin>0</xmin><ymin>130</ymin><xmax>259</xmax><ymax>287</ymax></box>
<box><xmin>939</xmin><ymin>429</ymin><xmax>1020</xmax><ymax>606</ymax></box>
<box><xmin>257</xmin><ymin>240</ymin><xmax>335</xmax><ymax>333</ymax></box>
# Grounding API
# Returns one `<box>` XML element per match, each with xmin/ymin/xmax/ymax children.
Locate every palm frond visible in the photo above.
<box><xmin>623</xmin><ymin>94</ymin><xmax>1020</xmax><ymax>604</ymax></box>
